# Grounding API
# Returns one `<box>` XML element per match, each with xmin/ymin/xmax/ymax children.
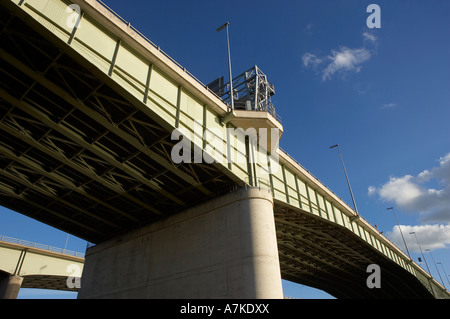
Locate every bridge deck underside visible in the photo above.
<box><xmin>0</xmin><ymin>269</ymin><xmax>77</xmax><ymax>292</ymax></box>
<box><xmin>274</xmin><ymin>202</ymin><xmax>433</xmax><ymax>298</ymax></box>
<box><xmin>0</xmin><ymin>5</ymin><xmax>236</xmax><ymax>244</ymax></box>
<box><xmin>21</xmin><ymin>274</ymin><xmax>77</xmax><ymax>291</ymax></box>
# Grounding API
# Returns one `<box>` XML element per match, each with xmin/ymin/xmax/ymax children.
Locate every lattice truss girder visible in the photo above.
<box><xmin>274</xmin><ymin>204</ymin><xmax>434</xmax><ymax>298</ymax></box>
<box><xmin>0</xmin><ymin>8</ymin><xmax>234</xmax><ymax>243</ymax></box>
<box><xmin>21</xmin><ymin>274</ymin><xmax>78</xmax><ymax>292</ymax></box>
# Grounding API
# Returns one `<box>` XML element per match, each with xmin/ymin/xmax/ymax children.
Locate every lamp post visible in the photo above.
<box><xmin>410</xmin><ymin>232</ymin><xmax>437</xmax><ymax>297</ymax></box>
<box><xmin>216</xmin><ymin>22</ymin><xmax>234</xmax><ymax>111</ymax></box>
<box><xmin>437</xmin><ymin>262</ymin><xmax>449</xmax><ymax>288</ymax></box>
<box><xmin>410</xmin><ymin>232</ymin><xmax>432</xmax><ymax>275</ymax></box>
<box><xmin>426</xmin><ymin>249</ymin><xmax>445</xmax><ymax>287</ymax></box>
<box><xmin>64</xmin><ymin>234</ymin><xmax>69</xmax><ymax>254</ymax></box>
<box><xmin>386</xmin><ymin>207</ymin><xmax>411</xmax><ymax>259</ymax></box>
<box><xmin>329</xmin><ymin>144</ymin><xmax>358</xmax><ymax>217</ymax></box>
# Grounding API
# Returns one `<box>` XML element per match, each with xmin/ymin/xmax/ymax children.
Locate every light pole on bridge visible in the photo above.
<box><xmin>426</xmin><ymin>249</ymin><xmax>445</xmax><ymax>288</ymax></box>
<box><xmin>329</xmin><ymin>144</ymin><xmax>359</xmax><ymax>219</ymax></box>
<box><xmin>436</xmin><ymin>262</ymin><xmax>450</xmax><ymax>287</ymax></box>
<box><xmin>410</xmin><ymin>232</ymin><xmax>438</xmax><ymax>297</ymax></box>
<box><xmin>216</xmin><ymin>22</ymin><xmax>234</xmax><ymax>111</ymax></box>
<box><xmin>409</xmin><ymin>232</ymin><xmax>432</xmax><ymax>276</ymax></box>
<box><xmin>386</xmin><ymin>207</ymin><xmax>411</xmax><ymax>259</ymax></box>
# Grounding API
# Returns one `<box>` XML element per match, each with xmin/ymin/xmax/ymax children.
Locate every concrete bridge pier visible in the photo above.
<box><xmin>78</xmin><ymin>187</ymin><xmax>283</xmax><ymax>299</ymax></box>
<box><xmin>0</xmin><ymin>275</ymin><xmax>23</xmax><ymax>299</ymax></box>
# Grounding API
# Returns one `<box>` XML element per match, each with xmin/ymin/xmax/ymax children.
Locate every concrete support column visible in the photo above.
<box><xmin>78</xmin><ymin>187</ymin><xmax>283</xmax><ymax>299</ymax></box>
<box><xmin>0</xmin><ymin>275</ymin><xmax>23</xmax><ymax>299</ymax></box>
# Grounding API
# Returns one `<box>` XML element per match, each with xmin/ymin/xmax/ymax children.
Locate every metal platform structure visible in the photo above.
<box><xmin>208</xmin><ymin>65</ymin><xmax>280</xmax><ymax>122</ymax></box>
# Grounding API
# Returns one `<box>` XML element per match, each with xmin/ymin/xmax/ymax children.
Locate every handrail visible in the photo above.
<box><xmin>93</xmin><ymin>0</ymin><xmax>224</xmax><ymax>102</ymax></box>
<box><xmin>92</xmin><ymin>1</ymin><xmax>282</xmax><ymax>123</ymax></box>
<box><xmin>0</xmin><ymin>235</ymin><xmax>85</xmax><ymax>258</ymax></box>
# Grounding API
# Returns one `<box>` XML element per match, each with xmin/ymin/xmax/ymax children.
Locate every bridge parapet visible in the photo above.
<box><xmin>1</xmin><ymin>235</ymin><xmax>85</xmax><ymax>258</ymax></box>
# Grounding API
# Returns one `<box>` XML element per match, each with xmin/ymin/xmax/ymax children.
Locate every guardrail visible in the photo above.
<box><xmin>93</xmin><ymin>0</ymin><xmax>223</xmax><ymax>101</ymax></box>
<box><xmin>244</xmin><ymin>177</ymin><xmax>272</xmax><ymax>193</ymax></box>
<box><xmin>92</xmin><ymin>1</ymin><xmax>282</xmax><ymax>123</ymax></box>
<box><xmin>0</xmin><ymin>235</ymin><xmax>85</xmax><ymax>258</ymax></box>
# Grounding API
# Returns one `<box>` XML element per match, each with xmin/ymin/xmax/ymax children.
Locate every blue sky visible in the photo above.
<box><xmin>1</xmin><ymin>0</ymin><xmax>449</xmax><ymax>299</ymax></box>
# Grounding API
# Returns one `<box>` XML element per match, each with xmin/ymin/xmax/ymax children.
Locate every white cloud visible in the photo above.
<box><xmin>301</xmin><ymin>52</ymin><xmax>322</xmax><ymax>68</ymax></box>
<box><xmin>369</xmin><ymin>153</ymin><xmax>450</xmax><ymax>223</ymax></box>
<box><xmin>303</xmin><ymin>23</ymin><xmax>313</xmax><ymax>35</ymax></box>
<box><xmin>302</xmin><ymin>32</ymin><xmax>374</xmax><ymax>81</ymax></box>
<box><xmin>378</xmin><ymin>175</ymin><xmax>422</xmax><ymax>207</ymax></box>
<box><xmin>387</xmin><ymin>224</ymin><xmax>450</xmax><ymax>253</ymax></box>
<box><xmin>436</xmin><ymin>153</ymin><xmax>450</xmax><ymax>183</ymax></box>
<box><xmin>381</xmin><ymin>103</ymin><xmax>397</xmax><ymax>109</ymax></box>
<box><xmin>373</xmin><ymin>155</ymin><xmax>450</xmax><ymax>254</ymax></box>
<box><xmin>321</xmin><ymin>47</ymin><xmax>371</xmax><ymax>81</ymax></box>
<box><xmin>368</xmin><ymin>185</ymin><xmax>377</xmax><ymax>196</ymax></box>
<box><xmin>362</xmin><ymin>32</ymin><xmax>377</xmax><ymax>43</ymax></box>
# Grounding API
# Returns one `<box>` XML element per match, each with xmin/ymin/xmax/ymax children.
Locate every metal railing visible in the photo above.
<box><xmin>0</xmin><ymin>235</ymin><xmax>85</xmax><ymax>258</ymax></box>
<box><xmin>244</xmin><ymin>177</ymin><xmax>272</xmax><ymax>194</ymax></box>
<box><xmin>93</xmin><ymin>0</ymin><xmax>223</xmax><ymax>101</ymax></box>
<box><xmin>93</xmin><ymin>1</ymin><xmax>282</xmax><ymax>123</ymax></box>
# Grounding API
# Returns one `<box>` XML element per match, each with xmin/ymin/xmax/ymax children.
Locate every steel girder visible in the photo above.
<box><xmin>0</xmin><ymin>5</ymin><xmax>235</xmax><ymax>243</ymax></box>
<box><xmin>274</xmin><ymin>202</ymin><xmax>435</xmax><ymax>298</ymax></box>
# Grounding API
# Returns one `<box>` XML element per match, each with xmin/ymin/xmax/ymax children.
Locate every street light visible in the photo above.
<box><xmin>425</xmin><ymin>249</ymin><xmax>445</xmax><ymax>287</ymax></box>
<box><xmin>216</xmin><ymin>22</ymin><xmax>234</xmax><ymax>111</ymax></box>
<box><xmin>437</xmin><ymin>262</ymin><xmax>450</xmax><ymax>288</ymax></box>
<box><xmin>410</xmin><ymin>232</ymin><xmax>432</xmax><ymax>276</ymax></box>
<box><xmin>409</xmin><ymin>232</ymin><xmax>438</xmax><ymax>297</ymax></box>
<box><xmin>329</xmin><ymin>144</ymin><xmax>358</xmax><ymax>218</ymax></box>
<box><xmin>386</xmin><ymin>207</ymin><xmax>411</xmax><ymax>259</ymax></box>
<box><xmin>64</xmin><ymin>234</ymin><xmax>69</xmax><ymax>253</ymax></box>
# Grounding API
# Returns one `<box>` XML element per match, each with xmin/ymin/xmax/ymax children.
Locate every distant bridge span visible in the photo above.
<box><xmin>0</xmin><ymin>236</ymin><xmax>83</xmax><ymax>298</ymax></box>
<box><xmin>0</xmin><ymin>0</ymin><xmax>448</xmax><ymax>298</ymax></box>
